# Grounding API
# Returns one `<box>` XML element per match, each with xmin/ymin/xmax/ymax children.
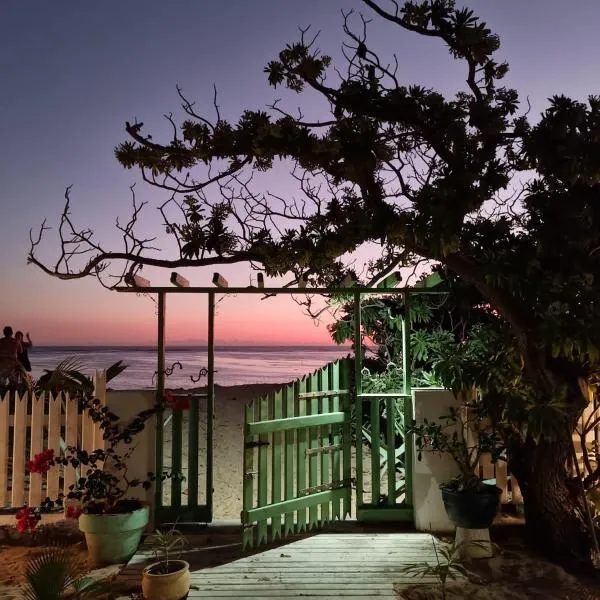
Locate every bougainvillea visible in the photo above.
<box><xmin>18</xmin><ymin>394</ymin><xmax>182</xmax><ymax>531</ymax></box>
<box><xmin>164</xmin><ymin>391</ymin><xmax>190</xmax><ymax>411</ymax></box>
<box><xmin>27</xmin><ymin>448</ymin><xmax>54</xmax><ymax>474</ymax></box>
<box><xmin>15</xmin><ymin>507</ymin><xmax>41</xmax><ymax>533</ymax></box>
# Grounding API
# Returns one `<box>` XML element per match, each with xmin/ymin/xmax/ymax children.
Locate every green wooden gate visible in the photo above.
<box><xmin>242</xmin><ymin>358</ymin><xmax>353</xmax><ymax>549</ymax></box>
<box><xmin>354</xmin><ymin>391</ymin><xmax>413</xmax><ymax>521</ymax></box>
<box><xmin>154</xmin><ymin>390</ymin><xmax>214</xmax><ymax>524</ymax></box>
<box><xmin>353</xmin><ymin>289</ymin><xmax>414</xmax><ymax>522</ymax></box>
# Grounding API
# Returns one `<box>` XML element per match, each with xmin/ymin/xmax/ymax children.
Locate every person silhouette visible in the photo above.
<box><xmin>15</xmin><ymin>331</ymin><xmax>32</xmax><ymax>372</ymax></box>
<box><xmin>0</xmin><ymin>326</ymin><xmax>20</xmax><ymax>378</ymax></box>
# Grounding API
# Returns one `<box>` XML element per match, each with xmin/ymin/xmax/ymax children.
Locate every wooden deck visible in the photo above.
<box><xmin>121</xmin><ymin>532</ymin><xmax>450</xmax><ymax>599</ymax></box>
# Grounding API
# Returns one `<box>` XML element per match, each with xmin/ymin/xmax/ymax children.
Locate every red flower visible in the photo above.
<box><xmin>164</xmin><ymin>391</ymin><xmax>190</xmax><ymax>411</ymax></box>
<box><xmin>15</xmin><ymin>507</ymin><xmax>40</xmax><ymax>533</ymax></box>
<box><xmin>27</xmin><ymin>448</ymin><xmax>55</xmax><ymax>474</ymax></box>
<box><xmin>65</xmin><ymin>505</ymin><xmax>82</xmax><ymax>519</ymax></box>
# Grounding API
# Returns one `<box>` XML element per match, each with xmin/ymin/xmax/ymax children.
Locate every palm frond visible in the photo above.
<box><xmin>105</xmin><ymin>360</ymin><xmax>128</xmax><ymax>383</ymax></box>
<box><xmin>35</xmin><ymin>356</ymin><xmax>92</xmax><ymax>395</ymax></box>
<box><xmin>23</xmin><ymin>547</ymin><xmax>74</xmax><ymax>600</ymax></box>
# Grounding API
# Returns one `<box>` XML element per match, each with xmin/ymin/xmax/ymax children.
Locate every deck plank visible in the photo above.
<box><xmin>119</xmin><ymin>532</ymin><xmax>452</xmax><ymax>598</ymax></box>
<box><xmin>185</xmin><ymin>533</ymin><xmax>451</xmax><ymax>598</ymax></box>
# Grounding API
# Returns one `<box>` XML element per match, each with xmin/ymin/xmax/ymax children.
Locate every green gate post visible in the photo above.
<box><xmin>207</xmin><ymin>291</ymin><xmax>215</xmax><ymax>520</ymax></box>
<box><xmin>353</xmin><ymin>291</ymin><xmax>363</xmax><ymax>508</ymax></box>
<box><xmin>402</xmin><ymin>290</ymin><xmax>413</xmax><ymax>508</ymax></box>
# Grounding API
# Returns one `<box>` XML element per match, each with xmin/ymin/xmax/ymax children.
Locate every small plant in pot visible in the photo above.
<box><xmin>21</xmin><ymin>394</ymin><xmax>183</xmax><ymax>567</ymax></box>
<box><xmin>142</xmin><ymin>525</ymin><xmax>190</xmax><ymax>600</ymax></box>
<box><xmin>411</xmin><ymin>402</ymin><xmax>505</xmax><ymax>530</ymax></box>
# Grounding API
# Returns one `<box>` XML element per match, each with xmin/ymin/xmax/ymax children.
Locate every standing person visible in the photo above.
<box><xmin>0</xmin><ymin>326</ymin><xmax>20</xmax><ymax>377</ymax></box>
<box><xmin>15</xmin><ymin>331</ymin><xmax>32</xmax><ymax>372</ymax></box>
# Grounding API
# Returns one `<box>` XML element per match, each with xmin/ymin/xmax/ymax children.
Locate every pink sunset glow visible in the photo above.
<box><xmin>3</xmin><ymin>2</ymin><xmax>600</xmax><ymax>345</ymax></box>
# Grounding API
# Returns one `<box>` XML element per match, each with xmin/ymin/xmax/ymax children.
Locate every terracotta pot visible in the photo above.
<box><xmin>142</xmin><ymin>559</ymin><xmax>190</xmax><ymax>600</ymax></box>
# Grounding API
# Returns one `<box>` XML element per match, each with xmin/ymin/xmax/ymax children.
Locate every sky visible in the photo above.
<box><xmin>1</xmin><ymin>0</ymin><xmax>600</xmax><ymax>346</ymax></box>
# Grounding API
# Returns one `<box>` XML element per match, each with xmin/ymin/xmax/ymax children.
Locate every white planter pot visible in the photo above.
<box><xmin>142</xmin><ymin>559</ymin><xmax>190</xmax><ymax>600</ymax></box>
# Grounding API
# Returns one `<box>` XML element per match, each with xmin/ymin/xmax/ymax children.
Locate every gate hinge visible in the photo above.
<box><xmin>245</xmin><ymin>440</ymin><xmax>270</xmax><ymax>449</ymax></box>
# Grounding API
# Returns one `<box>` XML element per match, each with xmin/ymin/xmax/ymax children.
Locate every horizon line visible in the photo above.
<box><xmin>32</xmin><ymin>342</ymin><xmax>351</xmax><ymax>348</ymax></box>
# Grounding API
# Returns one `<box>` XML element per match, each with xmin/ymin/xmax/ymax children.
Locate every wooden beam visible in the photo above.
<box><xmin>170</xmin><ymin>271</ymin><xmax>190</xmax><ymax>287</ymax></box>
<box><xmin>114</xmin><ymin>285</ymin><xmax>448</xmax><ymax>295</ymax></box>
<box><xmin>124</xmin><ymin>273</ymin><xmax>151</xmax><ymax>287</ymax></box>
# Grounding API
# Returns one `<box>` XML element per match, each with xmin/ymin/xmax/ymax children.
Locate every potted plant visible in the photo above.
<box><xmin>142</xmin><ymin>525</ymin><xmax>190</xmax><ymax>600</ymax></box>
<box><xmin>21</xmin><ymin>394</ymin><xmax>181</xmax><ymax>567</ymax></box>
<box><xmin>411</xmin><ymin>403</ymin><xmax>504</xmax><ymax>529</ymax></box>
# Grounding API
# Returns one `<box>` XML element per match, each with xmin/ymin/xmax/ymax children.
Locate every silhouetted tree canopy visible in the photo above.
<box><xmin>29</xmin><ymin>1</ymin><xmax>600</xmax><ymax>565</ymax></box>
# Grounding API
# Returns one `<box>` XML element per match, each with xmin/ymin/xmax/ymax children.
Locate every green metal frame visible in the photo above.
<box><xmin>116</xmin><ymin>278</ymin><xmax>446</xmax><ymax>529</ymax></box>
<box><xmin>353</xmin><ymin>290</ymin><xmax>415</xmax><ymax>522</ymax></box>
<box><xmin>152</xmin><ymin>291</ymin><xmax>215</xmax><ymax>525</ymax></box>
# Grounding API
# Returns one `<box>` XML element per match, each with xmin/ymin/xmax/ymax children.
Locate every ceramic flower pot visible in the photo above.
<box><xmin>79</xmin><ymin>504</ymin><xmax>149</xmax><ymax>567</ymax></box>
<box><xmin>142</xmin><ymin>559</ymin><xmax>190</xmax><ymax>600</ymax></box>
<box><xmin>441</xmin><ymin>483</ymin><xmax>501</xmax><ymax>529</ymax></box>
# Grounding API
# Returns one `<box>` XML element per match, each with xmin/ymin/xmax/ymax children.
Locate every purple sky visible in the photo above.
<box><xmin>1</xmin><ymin>1</ymin><xmax>599</xmax><ymax>345</ymax></box>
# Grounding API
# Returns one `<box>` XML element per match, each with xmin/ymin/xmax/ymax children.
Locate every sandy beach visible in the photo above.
<box><xmin>162</xmin><ymin>383</ymin><xmax>375</xmax><ymax>521</ymax></box>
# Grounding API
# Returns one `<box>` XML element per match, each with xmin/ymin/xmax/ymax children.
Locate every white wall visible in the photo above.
<box><xmin>106</xmin><ymin>389</ymin><xmax>157</xmax><ymax>526</ymax></box>
<box><xmin>412</xmin><ymin>388</ymin><xmax>461</xmax><ymax>533</ymax></box>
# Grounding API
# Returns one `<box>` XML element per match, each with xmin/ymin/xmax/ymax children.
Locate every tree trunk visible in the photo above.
<box><xmin>509</xmin><ymin>428</ymin><xmax>594</xmax><ymax>568</ymax></box>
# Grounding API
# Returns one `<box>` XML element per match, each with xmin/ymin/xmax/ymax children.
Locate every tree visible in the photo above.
<box><xmin>29</xmin><ymin>1</ymin><xmax>600</xmax><ymax>566</ymax></box>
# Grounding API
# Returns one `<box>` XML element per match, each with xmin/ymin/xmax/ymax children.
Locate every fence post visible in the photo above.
<box><xmin>93</xmin><ymin>370</ymin><xmax>107</xmax><ymax>450</ymax></box>
<box><xmin>0</xmin><ymin>391</ymin><xmax>8</xmax><ymax>507</ymax></box>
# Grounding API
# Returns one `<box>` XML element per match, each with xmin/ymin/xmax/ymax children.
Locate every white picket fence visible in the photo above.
<box><xmin>0</xmin><ymin>371</ymin><xmax>106</xmax><ymax>509</ymax></box>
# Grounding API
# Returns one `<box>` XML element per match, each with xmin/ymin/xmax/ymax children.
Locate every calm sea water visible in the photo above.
<box><xmin>28</xmin><ymin>346</ymin><xmax>351</xmax><ymax>389</ymax></box>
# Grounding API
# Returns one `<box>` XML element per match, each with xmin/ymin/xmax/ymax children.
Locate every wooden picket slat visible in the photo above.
<box><xmin>283</xmin><ymin>383</ymin><xmax>295</xmax><ymax>537</ymax></box>
<box><xmin>511</xmin><ymin>477</ymin><xmax>523</xmax><ymax>505</ymax></box>
<box><xmin>93</xmin><ymin>370</ymin><xmax>107</xmax><ymax>450</ymax></box>
<box><xmin>495</xmin><ymin>459</ymin><xmax>509</xmax><ymax>504</ymax></box>
<box><xmin>386</xmin><ymin>397</ymin><xmax>395</xmax><ymax>506</ymax></box>
<box><xmin>46</xmin><ymin>392</ymin><xmax>61</xmax><ymax>501</ymax></box>
<box><xmin>320</xmin><ymin>366</ymin><xmax>331</xmax><ymax>525</ymax></box>
<box><xmin>296</xmin><ymin>377</ymin><xmax>308</xmax><ymax>533</ymax></box>
<box><xmin>370</xmin><ymin>396</ymin><xmax>381</xmax><ymax>505</ymax></box>
<box><xmin>308</xmin><ymin>373</ymin><xmax>319</xmax><ymax>529</ymax></box>
<box><xmin>28</xmin><ymin>392</ymin><xmax>44</xmax><ymax>507</ymax></box>
<box><xmin>11</xmin><ymin>392</ymin><xmax>27</xmax><ymax>507</ymax></box>
<box><xmin>242</xmin><ymin>401</ymin><xmax>255</xmax><ymax>549</ymax></box>
<box><xmin>341</xmin><ymin>361</ymin><xmax>352</xmax><ymax>519</ymax></box>
<box><xmin>271</xmin><ymin>389</ymin><xmax>283</xmax><ymax>540</ymax></box>
<box><xmin>64</xmin><ymin>393</ymin><xmax>79</xmax><ymax>494</ymax></box>
<box><xmin>480</xmin><ymin>453</ymin><xmax>495</xmax><ymax>480</ymax></box>
<box><xmin>330</xmin><ymin>363</ymin><xmax>341</xmax><ymax>521</ymax></box>
<box><xmin>257</xmin><ymin>394</ymin><xmax>269</xmax><ymax>545</ymax></box>
<box><xmin>0</xmin><ymin>392</ymin><xmax>9</xmax><ymax>507</ymax></box>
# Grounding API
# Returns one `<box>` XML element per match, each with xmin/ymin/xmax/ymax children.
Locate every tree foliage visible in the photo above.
<box><xmin>28</xmin><ymin>0</ymin><xmax>600</xmax><ymax>563</ymax></box>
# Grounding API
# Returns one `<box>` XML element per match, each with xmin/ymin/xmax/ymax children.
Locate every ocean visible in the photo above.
<box><xmin>27</xmin><ymin>345</ymin><xmax>351</xmax><ymax>389</ymax></box>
